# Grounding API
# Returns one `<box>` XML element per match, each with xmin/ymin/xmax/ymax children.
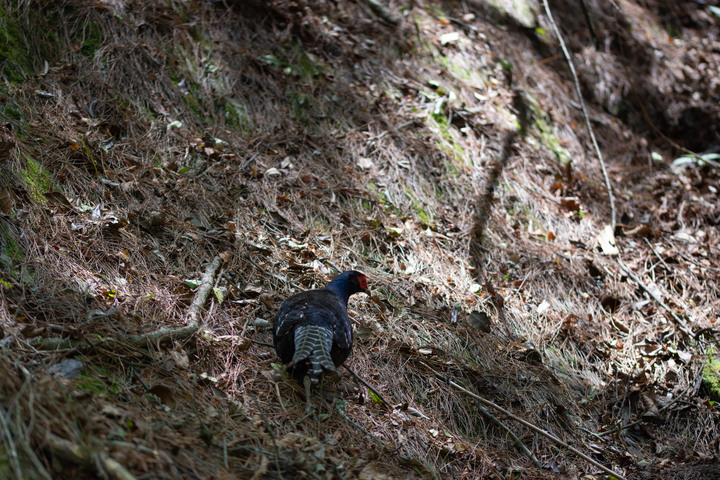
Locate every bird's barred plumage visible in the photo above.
<box><xmin>273</xmin><ymin>270</ymin><xmax>368</xmax><ymax>387</ymax></box>
<box><xmin>289</xmin><ymin>324</ymin><xmax>337</xmax><ymax>382</ymax></box>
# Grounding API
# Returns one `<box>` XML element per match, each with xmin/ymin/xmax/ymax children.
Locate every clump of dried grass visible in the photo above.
<box><xmin>1</xmin><ymin>0</ymin><xmax>719</xmax><ymax>479</ymax></box>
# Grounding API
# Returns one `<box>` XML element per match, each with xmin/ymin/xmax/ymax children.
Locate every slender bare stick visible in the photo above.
<box><xmin>342</xmin><ymin>364</ymin><xmax>392</xmax><ymax>409</ymax></box>
<box><xmin>474</xmin><ymin>401</ymin><xmax>543</xmax><ymax>469</ymax></box>
<box><xmin>618</xmin><ymin>260</ymin><xmax>693</xmax><ymax>338</ymax></box>
<box><xmin>447</xmin><ymin>379</ymin><xmax>626</xmax><ymax>480</ymax></box>
<box><xmin>644</xmin><ymin>238</ymin><xmax>671</xmax><ymax>272</ymax></box>
<box><xmin>541</xmin><ymin>0</ymin><xmax>616</xmax><ymax>227</ymax></box>
<box><xmin>418</xmin><ymin>362</ymin><xmax>541</xmax><ymax>468</ymax></box>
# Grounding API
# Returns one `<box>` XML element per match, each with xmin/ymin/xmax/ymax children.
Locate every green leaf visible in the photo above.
<box><xmin>368</xmin><ymin>389</ymin><xmax>382</xmax><ymax>403</ymax></box>
<box><xmin>672</xmin><ymin>156</ymin><xmax>696</xmax><ymax>167</ymax></box>
<box><xmin>259</xmin><ymin>54</ymin><xmax>283</xmax><ymax>67</ymax></box>
<box><xmin>213</xmin><ymin>287</ymin><xmax>224</xmax><ymax>304</ymax></box>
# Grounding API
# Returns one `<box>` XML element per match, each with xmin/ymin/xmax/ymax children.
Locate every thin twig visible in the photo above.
<box><xmin>342</xmin><ymin>364</ymin><xmax>392</xmax><ymax>410</ymax></box>
<box><xmin>474</xmin><ymin>400</ymin><xmax>543</xmax><ymax>469</ymax></box>
<box><xmin>240</xmin><ymin>153</ymin><xmax>259</xmax><ymax>171</ymax></box>
<box><xmin>618</xmin><ymin>260</ymin><xmax>694</xmax><ymax>338</ymax></box>
<box><xmin>677</xmin><ymin>250</ymin><xmax>720</xmax><ymax>272</ymax></box>
<box><xmin>446</xmin><ymin>378</ymin><xmax>626</xmax><ymax>480</ymax></box>
<box><xmin>644</xmin><ymin>238</ymin><xmax>671</xmax><ymax>272</ymax></box>
<box><xmin>419</xmin><ymin>362</ymin><xmax>542</xmax><ymax>469</ymax></box>
<box><xmin>542</xmin><ymin>0</ymin><xmax>616</xmax><ymax>227</ymax></box>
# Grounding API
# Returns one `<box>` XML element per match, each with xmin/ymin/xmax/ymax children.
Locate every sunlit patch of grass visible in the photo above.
<box><xmin>425</xmin><ymin>115</ymin><xmax>467</xmax><ymax>174</ymax></box>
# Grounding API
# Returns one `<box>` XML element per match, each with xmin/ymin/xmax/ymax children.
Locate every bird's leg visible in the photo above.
<box><xmin>303</xmin><ymin>374</ymin><xmax>316</xmax><ymax>417</ymax></box>
<box><xmin>293</xmin><ymin>375</ymin><xmax>317</xmax><ymax>424</ymax></box>
<box><xmin>320</xmin><ymin>375</ymin><xmax>336</xmax><ymax>406</ymax></box>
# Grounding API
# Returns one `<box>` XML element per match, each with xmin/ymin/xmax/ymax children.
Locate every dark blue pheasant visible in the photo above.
<box><xmin>273</xmin><ymin>270</ymin><xmax>368</xmax><ymax>413</ymax></box>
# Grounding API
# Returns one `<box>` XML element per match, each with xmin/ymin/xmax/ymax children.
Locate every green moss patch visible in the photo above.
<box><xmin>702</xmin><ymin>348</ymin><xmax>720</xmax><ymax>403</ymax></box>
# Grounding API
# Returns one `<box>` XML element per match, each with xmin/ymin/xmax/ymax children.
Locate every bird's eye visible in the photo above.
<box><xmin>359</xmin><ymin>276</ymin><xmax>367</xmax><ymax>289</ymax></box>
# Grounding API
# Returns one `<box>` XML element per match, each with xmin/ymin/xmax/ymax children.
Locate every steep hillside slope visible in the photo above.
<box><xmin>1</xmin><ymin>1</ymin><xmax>719</xmax><ymax>478</ymax></box>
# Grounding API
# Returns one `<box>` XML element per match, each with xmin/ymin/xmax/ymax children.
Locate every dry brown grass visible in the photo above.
<box><xmin>1</xmin><ymin>0</ymin><xmax>719</xmax><ymax>479</ymax></box>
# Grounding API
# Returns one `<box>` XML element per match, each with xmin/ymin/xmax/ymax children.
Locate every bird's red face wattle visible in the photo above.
<box><xmin>358</xmin><ymin>274</ymin><xmax>368</xmax><ymax>291</ymax></box>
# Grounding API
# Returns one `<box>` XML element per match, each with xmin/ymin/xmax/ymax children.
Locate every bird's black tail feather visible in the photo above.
<box><xmin>287</xmin><ymin>324</ymin><xmax>338</xmax><ymax>383</ymax></box>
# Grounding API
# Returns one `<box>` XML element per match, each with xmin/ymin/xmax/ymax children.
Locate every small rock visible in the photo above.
<box><xmin>254</xmin><ymin>318</ymin><xmax>271</xmax><ymax>329</ymax></box>
<box><xmin>47</xmin><ymin>359</ymin><xmax>84</xmax><ymax>380</ymax></box>
<box><xmin>467</xmin><ymin>311</ymin><xmax>491</xmax><ymax>332</ymax></box>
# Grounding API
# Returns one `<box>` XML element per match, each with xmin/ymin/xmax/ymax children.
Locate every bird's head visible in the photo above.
<box><xmin>346</xmin><ymin>270</ymin><xmax>368</xmax><ymax>295</ymax></box>
<box><xmin>326</xmin><ymin>270</ymin><xmax>369</xmax><ymax>300</ymax></box>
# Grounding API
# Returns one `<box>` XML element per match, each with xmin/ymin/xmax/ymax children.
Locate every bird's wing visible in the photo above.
<box><xmin>274</xmin><ymin>299</ymin><xmax>308</xmax><ymax>338</ymax></box>
<box><xmin>274</xmin><ymin>290</ymin><xmax>352</xmax><ymax>346</ymax></box>
<box><xmin>332</xmin><ymin>310</ymin><xmax>352</xmax><ymax>349</ymax></box>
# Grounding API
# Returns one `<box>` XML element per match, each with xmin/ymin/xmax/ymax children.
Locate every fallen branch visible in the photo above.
<box><xmin>186</xmin><ymin>255</ymin><xmax>223</xmax><ymax>326</ymax></box>
<box><xmin>29</xmin><ymin>323</ymin><xmax>200</xmax><ymax>352</ymax></box>
<box><xmin>366</xmin><ymin>0</ymin><xmax>399</xmax><ymax>26</ymax></box>
<box><xmin>30</xmin><ymin>256</ymin><xmax>223</xmax><ymax>352</ymax></box>
<box><xmin>42</xmin><ymin>431</ymin><xmax>136</xmax><ymax>480</ymax></box>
